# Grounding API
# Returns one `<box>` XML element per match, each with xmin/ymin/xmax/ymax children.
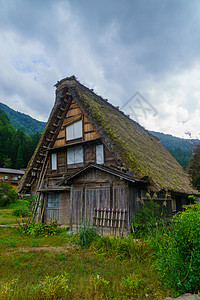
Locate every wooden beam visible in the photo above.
<box><xmin>36</xmin><ymin>160</ymin><xmax>44</xmax><ymax>164</ymax></box>
<box><xmin>39</xmin><ymin>153</ymin><xmax>46</xmax><ymax>156</ymax></box>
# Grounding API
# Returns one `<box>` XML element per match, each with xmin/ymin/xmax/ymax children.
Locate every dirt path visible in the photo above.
<box><xmin>165</xmin><ymin>295</ymin><xmax>200</xmax><ymax>300</ymax></box>
<box><xmin>19</xmin><ymin>243</ymin><xmax>76</xmax><ymax>253</ymax></box>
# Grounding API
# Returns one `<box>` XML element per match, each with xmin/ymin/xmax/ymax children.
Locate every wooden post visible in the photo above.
<box><xmin>70</xmin><ymin>185</ymin><xmax>73</xmax><ymax>231</ymax></box>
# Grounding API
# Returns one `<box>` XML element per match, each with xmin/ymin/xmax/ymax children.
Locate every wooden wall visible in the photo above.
<box><xmin>53</xmin><ymin>100</ymin><xmax>100</xmax><ymax>148</ymax></box>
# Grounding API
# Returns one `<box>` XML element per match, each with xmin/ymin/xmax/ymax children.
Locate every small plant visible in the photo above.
<box><xmin>89</xmin><ymin>274</ymin><xmax>110</xmax><ymax>298</ymax></box>
<box><xmin>0</xmin><ymin>278</ymin><xmax>18</xmax><ymax>299</ymax></box>
<box><xmin>120</xmin><ymin>272</ymin><xmax>144</xmax><ymax>298</ymax></box>
<box><xmin>18</xmin><ymin>221</ymin><xmax>59</xmax><ymax>237</ymax></box>
<box><xmin>31</xmin><ymin>273</ymin><xmax>70</xmax><ymax>299</ymax></box>
<box><xmin>77</xmin><ymin>221</ymin><xmax>98</xmax><ymax>248</ymax></box>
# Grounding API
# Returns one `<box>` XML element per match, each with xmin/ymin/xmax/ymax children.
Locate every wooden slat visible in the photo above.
<box><xmin>56</xmin><ymin>129</ymin><xmax>65</xmax><ymax>139</ymax></box>
<box><xmin>62</xmin><ymin>115</ymin><xmax>82</xmax><ymax>126</ymax></box>
<box><xmin>84</xmin><ymin>123</ymin><xmax>94</xmax><ymax>132</ymax></box>
<box><xmin>84</xmin><ymin>131</ymin><xmax>100</xmax><ymax>140</ymax></box>
<box><xmin>53</xmin><ymin>139</ymin><xmax>65</xmax><ymax>147</ymax></box>
<box><xmin>66</xmin><ymin>107</ymin><xmax>82</xmax><ymax>117</ymax></box>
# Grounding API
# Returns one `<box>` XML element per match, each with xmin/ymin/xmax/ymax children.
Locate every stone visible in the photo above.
<box><xmin>66</xmin><ymin>231</ymin><xmax>74</xmax><ymax>235</ymax></box>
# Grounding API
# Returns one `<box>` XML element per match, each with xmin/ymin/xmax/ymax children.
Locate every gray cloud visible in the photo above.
<box><xmin>0</xmin><ymin>0</ymin><xmax>200</xmax><ymax>137</ymax></box>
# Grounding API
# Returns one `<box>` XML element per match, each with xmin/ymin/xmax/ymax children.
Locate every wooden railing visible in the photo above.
<box><xmin>93</xmin><ymin>208</ymin><xmax>127</xmax><ymax>233</ymax></box>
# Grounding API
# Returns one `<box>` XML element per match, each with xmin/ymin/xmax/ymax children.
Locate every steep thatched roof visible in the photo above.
<box><xmin>18</xmin><ymin>76</ymin><xmax>197</xmax><ymax>195</ymax></box>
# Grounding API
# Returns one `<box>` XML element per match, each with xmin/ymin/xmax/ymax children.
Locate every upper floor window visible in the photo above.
<box><xmin>51</xmin><ymin>153</ymin><xmax>57</xmax><ymax>170</ymax></box>
<box><xmin>67</xmin><ymin>146</ymin><xmax>83</xmax><ymax>164</ymax></box>
<box><xmin>4</xmin><ymin>176</ymin><xmax>8</xmax><ymax>180</ymax></box>
<box><xmin>96</xmin><ymin>144</ymin><xmax>104</xmax><ymax>164</ymax></box>
<box><xmin>66</xmin><ymin>120</ymin><xmax>82</xmax><ymax>140</ymax></box>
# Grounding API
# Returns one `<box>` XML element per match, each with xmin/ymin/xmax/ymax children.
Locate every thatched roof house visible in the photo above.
<box><xmin>17</xmin><ymin>76</ymin><xmax>197</xmax><ymax>232</ymax></box>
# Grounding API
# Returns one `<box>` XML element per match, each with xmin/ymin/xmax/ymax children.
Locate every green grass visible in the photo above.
<box><xmin>0</xmin><ymin>227</ymin><xmax>173</xmax><ymax>299</ymax></box>
<box><xmin>0</xmin><ymin>200</ymin><xmax>29</xmax><ymax>225</ymax></box>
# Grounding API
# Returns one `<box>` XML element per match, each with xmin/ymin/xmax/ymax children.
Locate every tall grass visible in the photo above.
<box><xmin>0</xmin><ymin>227</ymin><xmax>171</xmax><ymax>299</ymax></box>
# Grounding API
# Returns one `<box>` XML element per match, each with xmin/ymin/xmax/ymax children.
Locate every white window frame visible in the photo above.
<box><xmin>51</xmin><ymin>153</ymin><xmax>57</xmax><ymax>170</ymax></box>
<box><xmin>66</xmin><ymin>119</ymin><xmax>82</xmax><ymax>141</ymax></box>
<box><xmin>67</xmin><ymin>146</ymin><xmax>83</xmax><ymax>164</ymax></box>
<box><xmin>96</xmin><ymin>144</ymin><xmax>104</xmax><ymax>164</ymax></box>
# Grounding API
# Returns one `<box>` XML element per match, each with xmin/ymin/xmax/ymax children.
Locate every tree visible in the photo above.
<box><xmin>0</xmin><ymin>181</ymin><xmax>18</xmax><ymax>207</ymax></box>
<box><xmin>16</xmin><ymin>145</ymin><xmax>24</xmax><ymax>169</ymax></box>
<box><xmin>188</xmin><ymin>142</ymin><xmax>200</xmax><ymax>190</ymax></box>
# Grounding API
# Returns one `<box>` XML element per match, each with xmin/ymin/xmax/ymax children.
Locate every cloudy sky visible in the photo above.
<box><xmin>0</xmin><ymin>0</ymin><xmax>200</xmax><ymax>138</ymax></box>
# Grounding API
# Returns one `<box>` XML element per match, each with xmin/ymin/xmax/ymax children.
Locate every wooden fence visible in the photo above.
<box><xmin>93</xmin><ymin>208</ymin><xmax>127</xmax><ymax>235</ymax></box>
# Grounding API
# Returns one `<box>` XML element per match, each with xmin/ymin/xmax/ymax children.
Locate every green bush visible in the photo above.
<box><xmin>13</xmin><ymin>207</ymin><xmax>30</xmax><ymax>217</ymax></box>
<box><xmin>120</xmin><ymin>272</ymin><xmax>145</xmax><ymax>298</ymax></box>
<box><xmin>30</xmin><ymin>273</ymin><xmax>70</xmax><ymax>299</ymax></box>
<box><xmin>132</xmin><ymin>199</ymin><xmax>163</xmax><ymax>237</ymax></box>
<box><xmin>77</xmin><ymin>222</ymin><xmax>98</xmax><ymax>248</ymax></box>
<box><xmin>19</xmin><ymin>221</ymin><xmax>59</xmax><ymax>237</ymax></box>
<box><xmin>91</xmin><ymin>235</ymin><xmax>150</xmax><ymax>261</ymax></box>
<box><xmin>155</xmin><ymin>203</ymin><xmax>200</xmax><ymax>294</ymax></box>
<box><xmin>0</xmin><ymin>181</ymin><xmax>18</xmax><ymax>207</ymax></box>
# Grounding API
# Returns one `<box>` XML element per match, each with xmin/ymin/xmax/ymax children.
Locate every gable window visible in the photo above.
<box><xmin>66</xmin><ymin>119</ymin><xmax>82</xmax><ymax>140</ymax></box>
<box><xmin>51</xmin><ymin>153</ymin><xmax>57</xmax><ymax>170</ymax></box>
<box><xmin>67</xmin><ymin>146</ymin><xmax>83</xmax><ymax>164</ymax></box>
<box><xmin>96</xmin><ymin>144</ymin><xmax>104</xmax><ymax>164</ymax></box>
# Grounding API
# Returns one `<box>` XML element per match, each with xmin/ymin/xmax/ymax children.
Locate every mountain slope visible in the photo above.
<box><xmin>0</xmin><ymin>102</ymin><xmax>46</xmax><ymax>135</ymax></box>
<box><xmin>150</xmin><ymin>131</ymin><xmax>197</xmax><ymax>151</ymax></box>
<box><xmin>150</xmin><ymin>131</ymin><xmax>199</xmax><ymax>168</ymax></box>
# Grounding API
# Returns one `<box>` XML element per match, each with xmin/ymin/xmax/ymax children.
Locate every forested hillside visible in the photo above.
<box><xmin>0</xmin><ymin>109</ymin><xmax>41</xmax><ymax>169</ymax></box>
<box><xmin>0</xmin><ymin>102</ymin><xmax>46</xmax><ymax>135</ymax></box>
<box><xmin>151</xmin><ymin>131</ymin><xmax>198</xmax><ymax>168</ymax></box>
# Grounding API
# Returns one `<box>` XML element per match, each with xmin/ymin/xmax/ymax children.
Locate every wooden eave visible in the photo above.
<box><xmin>60</xmin><ymin>162</ymin><xmax>148</xmax><ymax>185</ymax></box>
<box><xmin>48</xmin><ymin>137</ymin><xmax>102</xmax><ymax>152</ymax></box>
<box><xmin>38</xmin><ymin>186</ymin><xmax>70</xmax><ymax>192</ymax></box>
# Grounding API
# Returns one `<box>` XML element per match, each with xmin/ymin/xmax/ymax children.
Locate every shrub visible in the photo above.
<box><xmin>31</xmin><ymin>273</ymin><xmax>70</xmax><ymax>299</ymax></box>
<box><xmin>120</xmin><ymin>272</ymin><xmax>145</xmax><ymax>298</ymax></box>
<box><xmin>155</xmin><ymin>203</ymin><xmax>200</xmax><ymax>294</ymax></box>
<box><xmin>18</xmin><ymin>221</ymin><xmax>59</xmax><ymax>237</ymax></box>
<box><xmin>91</xmin><ymin>235</ymin><xmax>151</xmax><ymax>261</ymax></box>
<box><xmin>131</xmin><ymin>198</ymin><xmax>162</xmax><ymax>237</ymax></box>
<box><xmin>0</xmin><ymin>278</ymin><xmax>18</xmax><ymax>299</ymax></box>
<box><xmin>77</xmin><ymin>222</ymin><xmax>98</xmax><ymax>248</ymax></box>
<box><xmin>0</xmin><ymin>182</ymin><xmax>18</xmax><ymax>207</ymax></box>
<box><xmin>13</xmin><ymin>207</ymin><xmax>30</xmax><ymax>217</ymax></box>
